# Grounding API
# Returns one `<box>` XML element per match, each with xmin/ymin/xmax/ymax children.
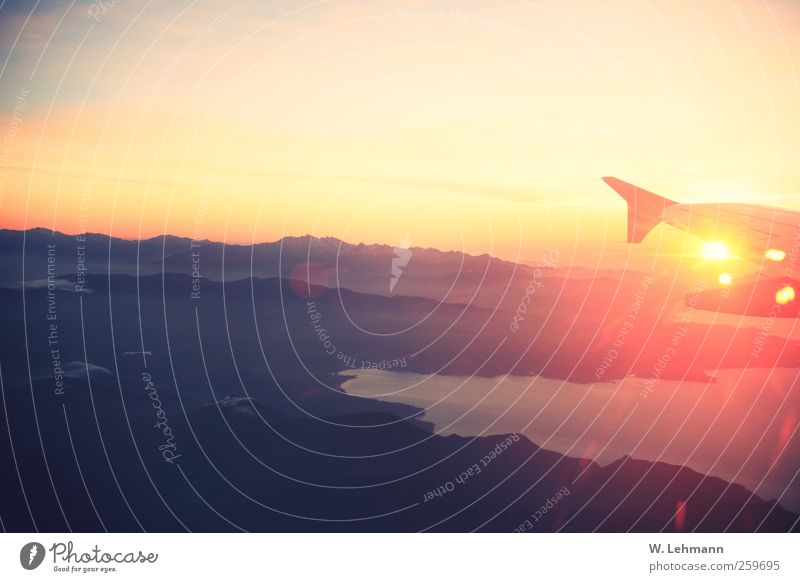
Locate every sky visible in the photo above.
<box><xmin>0</xmin><ymin>0</ymin><xmax>798</xmax><ymax>263</ymax></box>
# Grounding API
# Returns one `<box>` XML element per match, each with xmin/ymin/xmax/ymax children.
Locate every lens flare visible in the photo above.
<box><xmin>718</xmin><ymin>273</ymin><xmax>732</xmax><ymax>285</ymax></box>
<box><xmin>765</xmin><ymin>248</ymin><xmax>786</xmax><ymax>261</ymax></box>
<box><xmin>776</xmin><ymin>285</ymin><xmax>795</xmax><ymax>305</ymax></box>
<box><xmin>702</xmin><ymin>241</ymin><xmax>730</xmax><ymax>260</ymax></box>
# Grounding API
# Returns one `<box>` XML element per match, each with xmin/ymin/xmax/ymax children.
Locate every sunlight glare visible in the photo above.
<box><xmin>765</xmin><ymin>249</ymin><xmax>787</xmax><ymax>262</ymax></box>
<box><xmin>776</xmin><ymin>285</ymin><xmax>795</xmax><ymax>305</ymax></box>
<box><xmin>702</xmin><ymin>241</ymin><xmax>731</xmax><ymax>261</ymax></box>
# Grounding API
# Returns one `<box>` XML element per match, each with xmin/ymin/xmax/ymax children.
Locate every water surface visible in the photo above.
<box><xmin>342</xmin><ymin>368</ymin><xmax>800</xmax><ymax>511</ymax></box>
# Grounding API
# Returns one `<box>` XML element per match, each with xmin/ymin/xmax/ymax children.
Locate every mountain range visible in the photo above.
<box><xmin>0</xmin><ymin>228</ymin><xmax>797</xmax><ymax>532</ymax></box>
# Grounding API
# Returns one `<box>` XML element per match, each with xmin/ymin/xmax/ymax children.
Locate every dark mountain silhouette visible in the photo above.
<box><xmin>0</xmin><ymin>228</ymin><xmax>798</xmax><ymax>532</ymax></box>
<box><xmin>0</xmin><ymin>228</ymin><xmax>540</xmax><ymax>310</ymax></box>
<box><xmin>1</xmin><ymin>378</ymin><xmax>795</xmax><ymax>532</ymax></box>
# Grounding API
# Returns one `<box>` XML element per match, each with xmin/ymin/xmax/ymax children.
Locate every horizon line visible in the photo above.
<box><xmin>0</xmin><ymin>225</ymin><xmax>516</xmax><ymax>262</ymax></box>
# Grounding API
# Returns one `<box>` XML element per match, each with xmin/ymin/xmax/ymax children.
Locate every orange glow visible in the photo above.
<box><xmin>770</xmin><ymin>411</ymin><xmax>797</xmax><ymax>466</ymax></box>
<box><xmin>776</xmin><ymin>286</ymin><xmax>795</xmax><ymax>305</ymax></box>
<box><xmin>0</xmin><ymin>0</ymin><xmax>797</xmax><ymax>265</ymax></box>
<box><xmin>718</xmin><ymin>273</ymin><xmax>732</xmax><ymax>286</ymax></box>
<box><xmin>702</xmin><ymin>242</ymin><xmax>731</xmax><ymax>261</ymax></box>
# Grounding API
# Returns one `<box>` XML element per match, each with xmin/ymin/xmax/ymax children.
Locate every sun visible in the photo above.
<box><xmin>702</xmin><ymin>241</ymin><xmax>731</xmax><ymax>261</ymax></box>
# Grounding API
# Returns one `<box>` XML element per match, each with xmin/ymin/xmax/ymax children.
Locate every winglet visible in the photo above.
<box><xmin>602</xmin><ymin>177</ymin><xmax>678</xmax><ymax>243</ymax></box>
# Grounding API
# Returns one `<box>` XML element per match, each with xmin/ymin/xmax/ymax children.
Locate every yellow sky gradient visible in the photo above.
<box><xmin>0</xmin><ymin>0</ymin><xmax>798</xmax><ymax>264</ymax></box>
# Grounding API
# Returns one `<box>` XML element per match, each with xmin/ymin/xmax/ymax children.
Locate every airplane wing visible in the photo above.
<box><xmin>662</xmin><ymin>202</ymin><xmax>799</xmax><ymax>279</ymax></box>
<box><xmin>603</xmin><ymin>177</ymin><xmax>800</xmax><ymax>316</ymax></box>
